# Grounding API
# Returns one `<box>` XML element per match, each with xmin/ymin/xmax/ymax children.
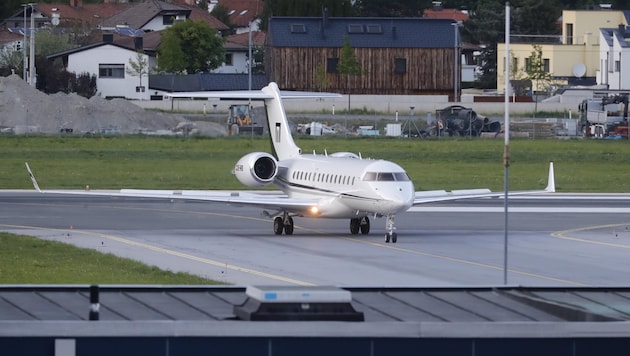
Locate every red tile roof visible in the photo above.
<box><xmin>423</xmin><ymin>8</ymin><xmax>469</xmax><ymax>22</ymax></box>
<box><xmin>34</xmin><ymin>3</ymin><xmax>132</xmax><ymax>27</ymax></box>
<box><xmin>217</xmin><ymin>0</ymin><xmax>264</xmax><ymax>27</ymax></box>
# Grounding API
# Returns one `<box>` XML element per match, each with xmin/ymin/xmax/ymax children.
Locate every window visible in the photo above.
<box><xmin>566</xmin><ymin>23</ymin><xmax>573</xmax><ymax>45</ymax></box>
<box><xmin>363</xmin><ymin>172</ymin><xmax>410</xmax><ymax>182</ymax></box>
<box><xmin>394</xmin><ymin>58</ymin><xmax>407</xmax><ymax>74</ymax></box>
<box><xmin>224</xmin><ymin>53</ymin><xmax>233</xmax><ymax>66</ymax></box>
<box><xmin>366</xmin><ymin>24</ymin><xmax>382</xmax><ymax>34</ymax></box>
<box><xmin>327</xmin><ymin>57</ymin><xmax>339</xmax><ymax>73</ymax></box>
<box><xmin>347</xmin><ymin>24</ymin><xmax>364</xmax><ymax>33</ymax></box>
<box><xmin>525</xmin><ymin>57</ymin><xmax>531</xmax><ymax>72</ymax></box>
<box><xmin>99</xmin><ymin>64</ymin><xmax>124</xmax><ymax>78</ymax></box>
<box><xmin>615</xmin><ymin>60</ymin><xmax>621</xmax><ymax>72</ymax></box>
<box><xmin>543</xmin><ymin>58</ymin><xmax>550</xmax><ymax>73</ymax></box>
<box><xmin>163</xmin><ymin>15</ymin><xmax>174</xmax><ymax>25</ymax></box>
<box><xmin>290</xmin><ymin>24</ymin><xmax>306</xmax><ymax>33</ymax></box>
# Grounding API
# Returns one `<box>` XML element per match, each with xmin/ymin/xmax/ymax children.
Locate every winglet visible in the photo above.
<box><xmin>25</xmin><ymin>162</ymin><xmax>41</xmax><ymax>193</ymax></box>
<box><xmin>545</xmin><ymin>162</ymin><xmax>555</xmax><ymax>193</ymax></box>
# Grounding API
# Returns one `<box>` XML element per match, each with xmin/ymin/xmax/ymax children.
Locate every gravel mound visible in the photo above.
<box><xmin>0</xmin><ymin>75</ymin><xmax>225</xmax><ymax>136</ymax></box>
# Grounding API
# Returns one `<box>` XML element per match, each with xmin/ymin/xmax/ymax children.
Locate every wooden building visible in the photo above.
<box><xmin>266</xmin><ymin>16</ymin><xmax>460</xmax><ymax>96</ymax></box>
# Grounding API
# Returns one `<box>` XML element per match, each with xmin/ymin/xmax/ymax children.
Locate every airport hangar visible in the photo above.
<box><xmin>2</xmin><ymin>285</ymin><xmax>630</xmax><ymax>355</ymax></box>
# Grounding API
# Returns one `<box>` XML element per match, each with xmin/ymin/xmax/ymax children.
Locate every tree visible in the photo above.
<box><xmin>526</xmin><ymin>44</ymin><xmax>552</xmax><ymax>116</ymax></box>
<box><xmin>462</xmin><ymin>0</ymin><xmax>505</xmax><ymax>89</ymax></box>
<box><xmin>126</xmin><ymin>51</ymin><xmax>149</xmax><ymax>90</ymax></box>
<box><xmin>156</xmin><ymin>20</ymin><xmax>225</xmax><ymax>74</ymax></box>
<box><xmin>210</xmin><ymin>4</ymin><xmax>235</xmax><ymax>35</ymax></box>
<box><xmin>337</xmin><ymin>35</ymin><xmax>362</xmax><ymax>80</ymax></box>
<box><xmin>337</xmin><ymin>35</ymin><xmax>362</xmax><ymax>109</ymax></box>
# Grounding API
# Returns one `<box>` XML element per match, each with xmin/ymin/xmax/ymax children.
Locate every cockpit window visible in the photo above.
<box><xmin>362</xmin><ymin>172</ymin><xmax>410</xmax><ymax>182</ymax></box>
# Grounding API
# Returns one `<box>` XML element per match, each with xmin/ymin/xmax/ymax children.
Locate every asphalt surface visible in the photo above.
<box><xmin>1</xmin><ymin>191</ymin><xmax>629</xmax><ymax>287</ymax></box>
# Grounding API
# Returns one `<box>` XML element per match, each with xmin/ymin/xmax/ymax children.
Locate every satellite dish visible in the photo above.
<box><xmin>573</xmin><ymin>63</ymin><xmax>586</xmax><ymax>78</ymax></box>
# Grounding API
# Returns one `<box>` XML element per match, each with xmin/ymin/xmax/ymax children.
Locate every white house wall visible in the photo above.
<box><xmin>142</xmin><ymin>17</ymin><xmax>169</xmax><ymax>32</ymax></box>
<box><xmin>66</xmin><ymin>44</ymin><xmax>150</xmax><ymax>100</ymax></box>
<box><xmin>213</xmin><ymin>51</ymin><xmax>248</xmax><ymax>73</ymax></box>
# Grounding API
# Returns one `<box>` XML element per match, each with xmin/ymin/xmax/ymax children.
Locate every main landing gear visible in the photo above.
<box><xmin>273</xmin><ymin>212</ymin><xmax>294</xmax><ymax>235</ymax></box>
<box><xmin>349</xmin><ymin>217</ymin><xmax>370</xmax><ymax>235</ymax></box>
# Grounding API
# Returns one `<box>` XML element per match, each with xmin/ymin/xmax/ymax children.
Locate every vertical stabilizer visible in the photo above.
<box><xmin>262</xmin><ymin>83</ymin><xmax>301</xmax><ymax>160</ymax></box>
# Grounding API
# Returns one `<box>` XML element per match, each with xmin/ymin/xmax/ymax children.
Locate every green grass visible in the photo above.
<box><xmin>3</xmin><ymin>135</ymin><xmax>630</xmax><ymax>192</ymax></box>
<box><xmin>0</xmin><ymin>233</ymin><xmax>221</xmax><ymax>284</ymax></box>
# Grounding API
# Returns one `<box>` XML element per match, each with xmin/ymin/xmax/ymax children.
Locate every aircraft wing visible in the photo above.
<box><xmin>26</xmin><ymin>163</ymin><xmax>319</xmax><ymax>214</ymax></box>
<box><xmin>413</xmin><ymin>162</ymin><xmax>555</xmax><ymax>205</ymax></box>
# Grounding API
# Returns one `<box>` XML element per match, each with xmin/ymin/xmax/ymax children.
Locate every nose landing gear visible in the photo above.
<box><xmin>384</xmin><ymin>214</ymin><xmax>397</xmax><ymax>243</ymax></box>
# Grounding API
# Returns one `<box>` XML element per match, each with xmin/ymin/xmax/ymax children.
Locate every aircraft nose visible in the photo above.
<box><xmin>379</xmin><ymin>183</ymin><xmax>414</xmax><ymax>213</ymax></box>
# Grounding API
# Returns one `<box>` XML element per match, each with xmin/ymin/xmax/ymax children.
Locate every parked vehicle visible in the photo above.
<box><xmin>578</xmin><ymin>95</ymin><xmax>629</xmax><ymax>139</ymax></box>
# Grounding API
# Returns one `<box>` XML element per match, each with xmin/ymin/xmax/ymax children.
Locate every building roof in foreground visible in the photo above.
<box><xmin>2</xmin><ymin>285</ymin><xmax>630</xmax><ymax>339</ymax></box>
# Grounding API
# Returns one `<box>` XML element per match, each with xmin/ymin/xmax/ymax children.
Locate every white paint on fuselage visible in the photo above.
<box><xmin>274</xmin><ymin>154</ymin><xmax>414</xmax><ymax>218</ymax></box>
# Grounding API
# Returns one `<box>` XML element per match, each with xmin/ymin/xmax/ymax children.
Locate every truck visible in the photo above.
<box><xmin>226</xmin><ymin>104</ymin><xmax>265</xmax><ymax>135</ymax></box>
<box><xmin>578</xmin><ymin>95</ymin><xmax>629</xmax><ymax>138</ymax></box>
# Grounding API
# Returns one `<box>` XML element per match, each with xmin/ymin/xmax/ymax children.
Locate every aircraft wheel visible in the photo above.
<box><xmin>273</xmin><ymin>217</ymin><xmax>284</xmax><ymax>235</ymax></box>
<box><xmin>360</xmin><ymin>217</ymin><xmax>370</xmax><ymax>234</ymax></box>
<box><xmin>284</xmin><ymin>216</ymin><xmax>294</xmax><ymax>235</ymax></box>
<box><xmin>350</xmin><ymin>218</ymin><xmax>360</xmax><ymax>234</ymax></box>
<box><xmin>391</xmin><ymin>232</ymin><xmax>398</xmax><ymax>243</ymax></box>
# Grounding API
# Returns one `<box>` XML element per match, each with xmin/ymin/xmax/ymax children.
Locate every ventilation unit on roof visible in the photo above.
<box><xmin>290</xmin><ymin>23</ymin><xmax>306</xmax><ymax>33</ymax></box>
<box><xmin>233</xmin><ymin>286</ymin><xmax>364</xmax><ymax>321</ymax></box>
<box><xmin>366</xmin><ymin>24</ymin><xmax>382</xmax><ymax>34</ymax></box>
<box><xmin>347</xmin><ymin>24</ymin><xmax>364</xmax><ymax>33</ymax></box>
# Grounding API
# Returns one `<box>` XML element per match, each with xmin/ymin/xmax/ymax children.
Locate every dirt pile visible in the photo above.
<box><xmin>0</xmin><ymin>75</ymin><xmax>225</xmax><ymax>136</ymax></box>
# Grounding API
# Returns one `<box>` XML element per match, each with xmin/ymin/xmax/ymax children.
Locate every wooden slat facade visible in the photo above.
<box><xmin>266</xmin><ymin>46</ymin><xmax>457</xmax><ymax>96</ymax></box>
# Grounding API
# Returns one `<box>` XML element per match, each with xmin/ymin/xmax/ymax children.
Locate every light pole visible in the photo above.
<box><xmin>29</xmin><ymin>3</ymin><xmax>35</xmax><ymax>87</ymax></box>
<box><xmin>451</xmin><ymin>21</ymin><xmax>463</xmax><ymax>103</ymax></box>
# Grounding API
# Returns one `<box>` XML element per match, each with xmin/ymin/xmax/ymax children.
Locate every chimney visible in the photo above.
<box><xmin>69</xmin><ymin>0</ymin><xmax>84</xmax><ymax>7</ymax></box>
<box><xmin>619</xmin><ymin>24</ymin><xmax>625</xmax><ymax>38</ymax></box>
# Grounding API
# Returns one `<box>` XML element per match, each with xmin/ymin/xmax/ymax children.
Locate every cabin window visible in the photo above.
<box><xmin>327</xmin><ymin>58</ymin><xmax>339</xmax><ymax>73</ymax></box>
<box><xmin>99</xmin><ymin>64</ymin><xmax>124</xmax><ymax>78</ymax></box>
<box><xmin>394</xmin><ymin>58</ymin><xmax>407</xmax><ymax>74</ymax></box>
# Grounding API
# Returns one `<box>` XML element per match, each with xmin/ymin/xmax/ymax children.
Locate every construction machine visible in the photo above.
<box><xmin>578</xmin><ymin>94</ymin><xmax>629</xmax><ymax>139</ymax></box>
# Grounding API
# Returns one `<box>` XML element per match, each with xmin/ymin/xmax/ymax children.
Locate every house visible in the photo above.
<box><xmin>47</xmin><ymin>32</ymin><xmax>161</xmax><ymax>99</ymax></box>
<box><xmin>216</xmin><ymin>30</ymin><xmax>266</xmax><ymax>74</ymax></box>
<box><xmin>598</xmin><ymin>25</ymin><xmax>630</xmax><ymax>89</ymax></box>
<box><xmin>42</xmin><ymin>0</ymin><xmax>232</xmax><ymax>99</ymax></box>
<box><xmin>99</xmin><ymin>0</ymin><xmax>226</xmax><ymax>33</ymax></box>
<box><xmin>497</xmin><ymin>8</ymin><xmax>630</xmax><ymax>93</ymax></box>
<box><xmin>266</xmin><ymin>16</ymin><xmax>460</xmax><ymax>97</ymax></box>
<box><xmin>210</xmin><ymin>0</ymin><xmax>264</xmax><ymax>33</ymax></box>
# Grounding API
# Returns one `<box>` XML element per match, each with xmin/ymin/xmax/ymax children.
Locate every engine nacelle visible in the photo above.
<box><xmin>233</xmin><ymin>152</ymin><xmax>278</xmax><ymax>187</ymax></box>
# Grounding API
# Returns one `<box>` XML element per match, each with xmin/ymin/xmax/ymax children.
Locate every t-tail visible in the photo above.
<box><xmin>261</xmin><ymin>83</ymin><xmax>302</xmax><ymax>161</ymax></box>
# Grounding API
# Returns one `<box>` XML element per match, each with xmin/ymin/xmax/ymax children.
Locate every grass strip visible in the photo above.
<box><xmin>1</xmin><ymin>135</ymin><xmax>630</xmax><ymax>192</ymax></box>
<box><xmin>0</xmin><ymin>232</ymin><xmax>222</xmax><ymax>285</ymax></box>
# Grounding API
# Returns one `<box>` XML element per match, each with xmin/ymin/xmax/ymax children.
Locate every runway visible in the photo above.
<box><xmin>1</xmin><ymin>191</ymin><xmax>630</xmax><ymax>287</ymax></box>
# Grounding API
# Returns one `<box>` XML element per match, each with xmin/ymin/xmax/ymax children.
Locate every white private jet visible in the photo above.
<box><xmin>26</xmin><ymin>82</ymin><xmax>555</xmax><ymax>243</ymax></box>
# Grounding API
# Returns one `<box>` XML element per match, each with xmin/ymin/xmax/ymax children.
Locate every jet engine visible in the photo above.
<box><xmin>233</xmin><ymin>152</ymin><xmax>278</xmax><ymax>187</ymax></box>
